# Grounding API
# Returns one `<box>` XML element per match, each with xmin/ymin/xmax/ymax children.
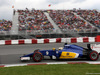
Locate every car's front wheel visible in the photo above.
<box><xmin>88</xmin><ymin>51</ymin><xmax>99</xmax><ymax>61</ymax></box>
<box><xmin>33</xmin><ymin>52</ymin><xmax>43</xmax><ymax>62</ymax></box>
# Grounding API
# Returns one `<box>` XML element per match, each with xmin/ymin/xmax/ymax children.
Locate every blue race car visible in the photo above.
<box><xmin>20</xmin><ymin>43</ymin><xmax>99</xmax><ymax>62</ymax></box>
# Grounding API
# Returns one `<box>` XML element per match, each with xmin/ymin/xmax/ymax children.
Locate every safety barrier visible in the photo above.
<box><xmin>96</xmin><ymin>35</ymin><xmax>100</xmax><ymax>42</ymax></box>
<box><xmin>0</xmin><ymin>36</ymin><xmax>100</xmax><ymax>45</ymax></box>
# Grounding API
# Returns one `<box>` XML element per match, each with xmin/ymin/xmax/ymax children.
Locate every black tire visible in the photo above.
<box><xmin>33</xmin><ymin>52</ymin><xmax>43</xmax><ymax>62</ymax></box>
<box><xmin>88</xmin><ymin>51</ymin><xmax>99</xmax><ymax>61</ymax></box>
<box><xmin>34</xmin><ymin>49</ymin><xmax>40</xmax><ymax>53</ymax></box>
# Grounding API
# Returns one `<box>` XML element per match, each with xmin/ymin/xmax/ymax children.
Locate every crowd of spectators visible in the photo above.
<box><xmin>0</xmin><ymin>9</ymin><xmax>99</xmax><ymax>36</ymax></box>
<box><xmin>17</xmin><ymin>8</ymin><xmax>99</xmax><ymax>33</ymax></box>
<box><xmin>18</xmin><ymin>8</ymin><xmax>54</xmax><ymax>33</ymax></box>
<box><xmin>75</xmin><ymin>9</ymin><xmax>100</xmax><ymax>29</ymax></box>
<box><xmin>0</xmin><ymin>19</ymin><xmax>12</xmax><ymax>31</ymax></box>
<box><xmin>49</xmin><ymin>10</ymin><xmax>98</xmax><ymax>32</ymax></box>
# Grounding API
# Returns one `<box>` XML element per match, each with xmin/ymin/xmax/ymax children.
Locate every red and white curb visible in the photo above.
<box><xmin>0</xmin><ymin>62</ymin><xmax>100</xmax><ymax>68</ymax></box>
<box><xmin>0</xmin><ymin>37</ymin><xmax>98</xmax><ymax>45</ymax></box>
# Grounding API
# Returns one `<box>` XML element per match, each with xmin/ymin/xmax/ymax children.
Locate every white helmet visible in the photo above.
<box><xmin>58</xmin><ymin>47</ymin><xmax>63</xmax><ymax>50</ymax></box>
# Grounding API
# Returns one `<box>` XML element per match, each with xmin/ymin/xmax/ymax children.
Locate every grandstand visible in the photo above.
<box><xmin>75</xmin><ymin>9</ymin><xmax>100</xmax><ymax>29</ymax></box>
<box><xmin>49</xmin><ymin>10</ymin><xmax>98</xmax><ymax>32</ymax></box>
<box><xmin>0</xmin><ymin>8</ymin><xmax>100</xmax><ymax>39</ymax></box>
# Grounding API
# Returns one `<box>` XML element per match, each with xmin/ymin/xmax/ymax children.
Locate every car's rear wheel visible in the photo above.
<box><xmin>33</xmin><ymin>52</ymin><xmax>43</xmax><ymax>62</ymax></box>
<box><xmin>88</xmin><ymin>51</ymin><xmax>99</xmax><ymax>61</ymax></box>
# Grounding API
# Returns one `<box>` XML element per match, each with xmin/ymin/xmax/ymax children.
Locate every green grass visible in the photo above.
<box><xmin>0</xmin><ymin>64</ymin><xmax>100</xmax><ymax>75</ymax></box>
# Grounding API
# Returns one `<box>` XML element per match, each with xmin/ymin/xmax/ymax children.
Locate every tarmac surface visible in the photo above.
<box><xmin>0</xmin><ymin>42</ymin><xmax>100</xmax><ymax>65</ymax></box>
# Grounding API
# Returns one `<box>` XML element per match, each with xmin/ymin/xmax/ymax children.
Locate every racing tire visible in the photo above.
<box><xmin>33</xmin><ymin>52</ymin><xmax>43</xmax><ymax>62</ymax></box>
<box><xmin>34</xmin><ymin>49</ymin><xmax>40</xmax><ymax>53</ymax></box>
<box><xmin>88</xmin><ymin>51</ymin><xmax>99</xmax><ymax>61</ymax></box>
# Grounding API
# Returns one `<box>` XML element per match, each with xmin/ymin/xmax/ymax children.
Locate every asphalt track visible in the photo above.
<box><xmin>0</xmin><ymin>42</ymin><xmax>100</xmax><ymax>65</ymax></box>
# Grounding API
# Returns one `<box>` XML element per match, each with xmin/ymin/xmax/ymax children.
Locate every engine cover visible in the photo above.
<box><xmin>59</xmin><ymin>52</ymin><xmax>79</xmax><ymax>59</ymax></box>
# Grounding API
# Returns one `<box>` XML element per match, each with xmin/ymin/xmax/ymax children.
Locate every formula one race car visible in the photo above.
<box><xmin>20</xmin><ymin>43</ymin><xmax>99</xmax><ymax>62</ymax></box>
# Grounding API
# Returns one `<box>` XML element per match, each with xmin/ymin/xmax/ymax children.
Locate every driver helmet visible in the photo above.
<box><xmin>58</xmin><ymin>47</ymin><xmax>63</xmax><ymax>50</ymax></box>
<box><xmin>52</xmin><ymin>48</ymin><xmax>56</xmax><ymax>51</ymax></box>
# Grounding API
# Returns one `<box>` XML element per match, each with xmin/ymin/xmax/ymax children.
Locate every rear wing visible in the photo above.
<box><xmin>91</xmin><ymin>44</ymin><xmax>100</xmax><ymax>54</ymax></box>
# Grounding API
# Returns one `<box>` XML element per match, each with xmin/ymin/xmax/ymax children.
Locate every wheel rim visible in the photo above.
<box><xmin>34</xmin><ymin>53</ymin><xmax>41</xmax><ymax>60</ymax></box>
<box><xmin>91</xmin><ymin>53</ymin><xmax>98</xmax><ymax>59</ymax></box>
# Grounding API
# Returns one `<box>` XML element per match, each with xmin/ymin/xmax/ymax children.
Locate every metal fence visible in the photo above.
<box><xmin>0</xmin><ymin>31</ymin><xmax>11</xmax><ymax>35</ymax></box>
<box><xmin>0</xmin><ymin>28</ymin><xmax>99</xmax><ymax>35</ymax></box>
<box><xmin>61</xmin><ymin>29</ymin><xmax>99</xmax><ymax>34</ymax></box>
<box><xmin>18</xmin><ymin>29</ymin><xmax>56</xmax><ymax>35</ymax></box>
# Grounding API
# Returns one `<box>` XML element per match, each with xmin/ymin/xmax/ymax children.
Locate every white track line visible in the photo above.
<box><xmin>0</xmin><ymin>61</ymin><xmax>100</xmax><ymax>68</ymax></box>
